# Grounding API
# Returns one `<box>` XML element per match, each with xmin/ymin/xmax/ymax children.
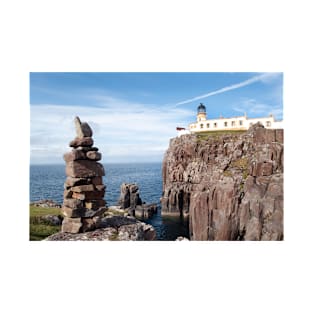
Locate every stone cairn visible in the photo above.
<box><xmin>61</xmin><ymin>116</ymin><xmax>106</xmax><ymax>233</ymax></box>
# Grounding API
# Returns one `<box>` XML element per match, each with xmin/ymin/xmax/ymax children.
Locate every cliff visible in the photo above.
<box><xmin>161</xmin><ymin>124</ymin><xmax>283</xmax><ymax>240</ymax></box>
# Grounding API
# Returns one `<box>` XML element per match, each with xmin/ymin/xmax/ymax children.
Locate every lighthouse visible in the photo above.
<box><xmin>197</xmin><ymin>103</ymin><xmax>207</xmax><ymax>122</ymax></box>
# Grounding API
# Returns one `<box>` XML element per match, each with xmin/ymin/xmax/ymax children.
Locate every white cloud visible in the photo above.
<box><xmin>175</xmin><ymin>73</ymin><xmax>281</xmax><ymax>106</ymax></box>
<box><xmin>30</xmin><ymin>99</ymin><xmax>194</xmax><ymax>164</ymax></box>
<box><xmin>233</xmin><ymin>99</ymin><xmax>283</xmax><ymax>119</ymax></box>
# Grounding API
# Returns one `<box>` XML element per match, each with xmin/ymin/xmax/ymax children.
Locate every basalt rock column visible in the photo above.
<box><xmin>61</xmin><ymin>116</ymin><xmax>106</xmax><ymax>233</ymax></box>
<box><xmin>118</xmin><ymin>183</ymin><xmax>142</xmax><ymax>210</ymax></box>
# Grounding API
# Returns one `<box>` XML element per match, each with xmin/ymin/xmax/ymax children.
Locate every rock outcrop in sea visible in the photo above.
<box><xmin>161</xmin><ymin>123</ymin><xmax>284</xmax><ymax>240</ymax></box>
<box><xmin>118</xmin><ymin>183</ymin><xmax>158</xmax><ymax>218</ymax></box>
<box><xmin>61</xmin><ymin>116</ymin><xmax>106</xmax><ymax>233</ymax></box>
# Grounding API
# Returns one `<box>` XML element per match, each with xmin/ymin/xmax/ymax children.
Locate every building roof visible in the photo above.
<box><xmin>197</xmin><ymin>103</ymin><xmax>206</xmax><ymax>113</ymax></box>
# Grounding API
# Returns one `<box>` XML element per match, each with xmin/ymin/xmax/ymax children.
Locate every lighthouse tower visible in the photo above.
<box><xmin>197</xmin><ymin>103</ymin><xmax>207</xmax><ymax>122</ymax></box>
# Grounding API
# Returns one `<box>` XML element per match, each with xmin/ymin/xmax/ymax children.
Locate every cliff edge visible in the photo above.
<box><xmin>161</xmin><ymin>124</ymin><xmax>283</xmax><ymax>240</ymax></box>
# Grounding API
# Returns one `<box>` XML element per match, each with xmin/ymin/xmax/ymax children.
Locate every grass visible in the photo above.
<box><xmin>223</xmin><ymin>157</ymin><xmax>249</xmax><ymax>179</ymax></box>
<box><xmin>196</xmin><ymin>130</ymin><xmax>246</xmax><ymax>141</ymax></box>
<box><xmin>29</xmin><ymin>206</ymin><xmax>61</xmax><ymax>217</ymax></box>
<box><xmin>30</xmin><ymin>224</ymin><xmax>61</xmax><ymax>241</ymax></box>
<box><xmin>29</xmin><ymin>205</ymin><xmax>62</xmax><ymax>241</ymax></box>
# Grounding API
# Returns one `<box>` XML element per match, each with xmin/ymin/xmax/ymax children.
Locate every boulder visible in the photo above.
<box><xmin>118</xmin><ymin>183</ymin><xmax>142</xmax><ymax>209</ymax></box>
<box><xmin>63</xmin><ymin>149</ymin><xmax>86</xmax><ymax>162</ymax></box>
<box><xmin>70</xmin><ymin>184</ymin><xmax>95</xmax><ymax>192</ymax></box>
<box><xmin>61</xmin><ymin>217</ymin><xmax>82</xmax><ymax>233</ymax></box>
<box><xmin>74</xmin><ymin>116</ymin><xmax>93</xmax><ymax>138</ymax></box>
<box><xmin>69</xmin><ymin>137</ymin><xmax>94</xmax><ymax>148</ymax></box>
<box><xmin>65</xmin><ymin>160</ymin><xmax>105</xmax><ymax>178</ymax></box>
<box><xmin>86</xmin><ymin>151</ymin><xmax>102</xmax><ymax>161</ymax></box>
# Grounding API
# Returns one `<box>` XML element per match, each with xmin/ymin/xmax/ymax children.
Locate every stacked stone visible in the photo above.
<box><xmin>61</xmin><ymin>117</ymin><xmax>106</xmax><ymax>233</ymax></box>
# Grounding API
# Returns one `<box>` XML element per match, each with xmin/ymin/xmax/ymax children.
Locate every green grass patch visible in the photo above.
<box><xmin>29</xmin><ymin>205</ymin><xmax>62</xmax><ymax>241</ymax></box>
<box><xmin>196</xmin><ymin>130</ymin><xmax>246</xmax><ymax>141</ymax></box>
<box><xmin>29</xmin><ymin>205</ymin><xmax>61</xmax><ymax>217</ymax></box>
<box><xmin>223</xmin><ymin>157</ymin><xmax>249</xmax><ymax>179</ymax></box>
<box><xmin>30</xmin><ymin>224</ymin><xmax>61</xmax><ymax>241</ymax></box>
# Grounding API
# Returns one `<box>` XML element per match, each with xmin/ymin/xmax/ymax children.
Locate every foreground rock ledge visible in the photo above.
<box><xmin>45</xmin><ymin>216</ymin><xmax>156</xmax><ymax>241</ymax></box>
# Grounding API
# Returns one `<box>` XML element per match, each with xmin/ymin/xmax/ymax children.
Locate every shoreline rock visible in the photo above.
<box><xmin>45</xmin><ymin>215</ymin><xmax>156</xmax><ymax>241</ymax></box>
<box><xmin>30</xmin><ymin>199</ymin><xmax>61</xmax><ymax>208</ymax></box>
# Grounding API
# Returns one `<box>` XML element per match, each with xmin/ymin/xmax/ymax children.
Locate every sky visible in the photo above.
<box><xmin>30</xmin><ymin>72</ymin><xmax>283</xmax><ymax>164</ymax></box>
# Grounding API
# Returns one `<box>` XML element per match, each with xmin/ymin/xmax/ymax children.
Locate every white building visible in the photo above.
<box><xmin>189</xmin><ymin>103</ymin><xmax>283</xmax><ymax>133</ymax></box>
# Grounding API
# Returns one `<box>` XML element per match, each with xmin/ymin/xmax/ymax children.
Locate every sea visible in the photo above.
<box><xmin>30</xmin><ymin>163</ymin><xmax>189</xmax><ymax>240</ymax></box>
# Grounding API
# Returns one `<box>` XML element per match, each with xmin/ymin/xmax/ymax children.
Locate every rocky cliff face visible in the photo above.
<box><xmin>161</xmin><ymin>124</ymin><xmax>283</xmax><ymax>241</ymax></box>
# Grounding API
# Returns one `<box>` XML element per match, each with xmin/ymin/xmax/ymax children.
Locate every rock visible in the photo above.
<box><xmin>46</xmin><ymin>215</ymin><xmax>156</xmax><ymax>241</ymax></box>
<box><xmin>61</xmin><ymin>206</ymin><xmax>86</xmax><ymax>218</ymax></box>
<box><xmin>63</xmin><ymin>189</ymin><xmax>73</xmax><ymax>199</ymax></box>
<box><xmin>161</xmin><ymin>126</ymin><xmax>283</xmax><ymax>241</ymax></box>
<box><xmin>74</xmin><ymin>116</ymin><xmax>93</xmax><ymax>138</ymax></box>
<box><xmin>86</xmin><ymin>151</ymin><xmax>102</xmax><ymax>161</ymax></box>
<box><xmin>91</xmin><ymin>176</ymin><xmax>103</xmax><ymax>185</ymax></box>
<box><xmin>32</xmin><ymin>215</ymin><xmax>63</xmax><ymax>226</ymax></box>
<box><xmin>70</xmin><ymin>184</ymin><xmax>95</xmax><ymax>192</ymax></box>
<box><xmin>84</xmin><ymin>200</ymin><xmax>106</xmax><ymax>209</ymax></box>
<box><xmin>64</xmin><ymin>177</ymin><xmax>88</xmax><ymax>187</ymax></box>
<box><xmin>118</xmin><ymin>183</ymin><xmax>142</xmax><ymax>209</ymax></box>
<box><xmin>95</xmin><ymin>184</ymin><xmax>106</xmax><ymax>191</ymax></box>
<box><xmin>30</xmin><ymin>199</ymin><xmax>61</xmax><ymax>208</ymax></box>
<box><xmin>63</xmin><ymin>198</ymin><xmax>84</xmax><ymax>209</ymax></box>
<box><xmin>66</xmin><ymin>160</ymin><xmax>105</xmax><ymax>178</ymax></box>
<box><xmin>81</xmin><ymin>217</ymin><xmax>97</xmax><ymax>232</ymax></box>
<box><xmin>63</xmin><ymin>149</ymin><xmax>86</xmax><ymax>162</ymax></box>
<box><xmin>69</xmin><ymin>137</ymin><xmax>94</xmax><ymax>148</ymax></box>
<box><xmin>77</xmin><ymin>146</ymin><xmax>99</xmax><ymax>152</ymax></box>
<box><xmin>61</xmin><ymin>217</ymin><xmax>82</xmax><ymax>233</ymax></box>
<box><xmin>176</xmin><ymin>236</ymin><xmax>189</xmax><ymax>241</ymax></box>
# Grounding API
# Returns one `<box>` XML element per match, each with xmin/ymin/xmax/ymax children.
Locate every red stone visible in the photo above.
<box><xmin>265</xmin><ymin>129</ymin><xmax>276</xmax><ymax>143</ymax></box>
<box><xmin>275</xmin><ymin>129</ymin><xmax>284</xmax><ymax>143</ymax></box>
<box><xmin>95</xmin><ymin>184</ymin><xmax>106</xmax><ymax>191</ymax></box>
<box><xmin>66</xmin><ymin>160</ymin><xmax>105</xmax><ymax>178</ymax></box>
<box><xmin>254</xmin><ymin>128</ymin><xmax>266</xmax><ymax>144</ymax></box>
<box><xmin>86</xmin><ymin>151</ymin><xmax>102</xmax><ymax>161</ymax></box>
<box><xmin>70</xmin><ymin>184</ymin><xmax>95</xmax><ymax>192</ymax></box>
<box><xmin>85</xmin><ymin>200</ymin><xmax>106</xmax><ymax>209</ymax></box>
<box><xmin>91</xmin><ymin>176</ymin><xmax>103</xmax><ymax>185</ymax></box>
<box><xmin>63</xmin><ymin>198</ymin><xmax>84</xmax><ymax>209</ymax></box>
<box><xmin>63</xmin><ymin>149</ymin><xmax>86</xmax><ymax>162</ymax></box>
<box><xmin>84</xmin><ymin>190</ymin><xmax>105</xmax><ymax>200</ymax></box>
<box><xmin>256</xmin><ymin>162</ymin><xmax>273</xmax><ymax>176</ymax></box>
<box><xmin>64</xmin><ymin>177</ymin><xmax>88</xmax><ymax>187</ymax></box>
<box><xmin>69</xmin><ymin>137</ymin><xmax>93</xmax><ymax>148</ymax></box>
<box><xmin>61</xmin><ymin>206</ymin><xmax>86</xmax><ymax>218</ymax></box>
<box><xmin>61</xmin><ymin>217</ymin><xmax>82</xmax><ymax>233</ymax></box>
<box><xmin>72</xmin><ymin>192</ymin><xmax>86</xmax><ymax>200</ymax></box>
<box><xmin>63</xmin><ymin>189</ymin><xmax>73</xmax><ymax>199</ymax></box>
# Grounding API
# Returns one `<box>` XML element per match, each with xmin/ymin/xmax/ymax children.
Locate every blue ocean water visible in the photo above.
<box><xmin>29</xmin><ymin>163</ymin><xmax>189</xmax><ymax>240</ymax></box>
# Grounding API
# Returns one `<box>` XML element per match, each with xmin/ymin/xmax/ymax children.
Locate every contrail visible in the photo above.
<box><xmin>175</xmin><ymin>73</ymin><xmax>279</xmax><ymax>106</ymax></box>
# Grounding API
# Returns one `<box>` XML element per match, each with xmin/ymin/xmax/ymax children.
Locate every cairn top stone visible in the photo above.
<box><xmin>74</xmin><ymin>116</ymin><xmax>93</xmax><ymax>138</ymax></box>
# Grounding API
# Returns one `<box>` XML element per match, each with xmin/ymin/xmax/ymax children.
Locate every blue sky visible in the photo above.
<box><xmin>30</xmin><ymin>72</ymin><xmax>283</xmax><ymax>164</ymax></box>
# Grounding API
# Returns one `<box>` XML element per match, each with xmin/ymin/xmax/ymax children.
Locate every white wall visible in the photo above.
<box><xmin>189</xmin><ymin>115</ymin><xmax>283</xmax><ymax>132</ymax></box>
